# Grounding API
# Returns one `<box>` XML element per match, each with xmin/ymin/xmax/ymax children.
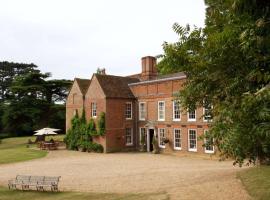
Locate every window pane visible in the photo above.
<box><xmin>189</xmin><ymin>130</ymin><xmax>197</xmax><ymax>150</ymax></box>
<box><xmin>139</xmin><ymin>103</ymin><xmax>146</xmax><ymax>120</ymax></box>
<box><xmin>125</xmin><ymin>103</ymin><xmax>132</xmax><ymax>119</ymax></box>
<box><xmin>159</xmin><ymin>128</ymin><xmax>165</xmax><ymax>147</ymax></box>
<box><xmin>126</xmin><ymin>128</ymin><xmax>132</xmax><ymax>145</ymax></box>
<box><xmin>174</xmin><ymin>129</ymin><xmax>181</xmax><ymax>149</ymax></box>
<box><xmin>173</xmin><ymin>100</ymin><xmax>181</xmax><ymax>120</ymax></box>
<box><xmin>158</xmin><ymin>102</ymin><xmax>165</xmax><ymax>120</ymax></box>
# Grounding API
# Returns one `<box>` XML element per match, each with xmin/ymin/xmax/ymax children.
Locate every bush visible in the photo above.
<box><xmin>97</xmin><ymin>112</ymin><xmax>105</xmax><ymax>135</ymax></box>
<box><xmin>90</xmin><ymin>143</ymin><xmax>104</xmax><ymax>153</ymax></box>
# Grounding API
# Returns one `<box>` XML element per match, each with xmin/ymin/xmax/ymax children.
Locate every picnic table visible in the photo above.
<box><xmin>39</xmin><ymin>141</ymin><xmax>59</xmax><ymax>150</ymax></box>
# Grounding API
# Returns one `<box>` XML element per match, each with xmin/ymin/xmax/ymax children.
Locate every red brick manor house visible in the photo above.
<box><xmin>66</xmin><ymin>56</ymin><xmax>214</xmax><ymax>154</ymax></box>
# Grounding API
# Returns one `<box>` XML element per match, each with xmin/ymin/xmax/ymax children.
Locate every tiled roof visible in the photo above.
<box><xmin>75</xmin><ymin>78</ymin><xmax>91</xmax><ymax>95</ymax></box>
<box><xmin>95</xmin><ymin>74</ymin><xmax>139</xmax><ymax>98</ymax></box>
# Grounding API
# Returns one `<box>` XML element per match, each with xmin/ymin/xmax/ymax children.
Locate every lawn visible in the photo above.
<box><xmin>0</xmin><ymin>135</ymin><xmax>64</xmax><ymax>165</ymax></box>
<box><xmin>0</xmin><ymin>187</ymin><xmax>167</xmax><ymax>200</ymax></box>
<box><xmin>238</xmin><ymin>166</ymin><xmax>270</xmax><ymax>200</ymax></box>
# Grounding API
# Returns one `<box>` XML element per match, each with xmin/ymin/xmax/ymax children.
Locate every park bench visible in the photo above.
<box><xmin>8</xmin><ymin>175</ymin><xmax>61</xmax><ymax>191</ymax></box>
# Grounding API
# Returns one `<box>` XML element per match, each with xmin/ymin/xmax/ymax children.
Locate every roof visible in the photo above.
<box><xmin>128</xmin><ymin>72</ymin><xmax>186</xmax><ymax>86</ymax></box>
<box><xmin>95</xmin><ymin>74</ymin><xmax>139</xmax><ymax>98</ymax></box>
<box><xmin>75</xmin><ymin>78</ymin><xmax>91</xmax><ymax>95</ymax></box>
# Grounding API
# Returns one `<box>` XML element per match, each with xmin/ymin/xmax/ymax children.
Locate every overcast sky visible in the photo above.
<box><xmin>0</xmin><ymin>0</ymin><xmax>205</xmax><ymax>80</ymax></box>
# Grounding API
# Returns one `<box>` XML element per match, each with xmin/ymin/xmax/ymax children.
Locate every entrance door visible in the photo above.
<box><xmin>148</xmin><ymin>129</ymin><xmax>154</xmax><ymax>152</ymax></box>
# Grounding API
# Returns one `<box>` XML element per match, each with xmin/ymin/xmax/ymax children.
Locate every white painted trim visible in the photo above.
<box><xmin>128</xmin><ymin>75</ymin><xmax>187</xmax><ymax>86</ymax></box>
<box><xmin>139</xmin><ymin>102</ymin><xmax>146</xmax><ymax>121</ymax></box>
<box><xmin>173</xmin><ymin>100</ymin><xmax>181</xmax><ymax>121</ymax></box>
<box><xmin>125</xmin><ymin>102</ymin><xmax>132</xmax><ymax>120</ymax></box>
<box><xmin>125</xmin><ymin>128</ymin><xmax>133</xmax><ymax>146</ymax></box>
<box><xmin>158</xmin><ymin>101</ymin><xmax>165</xmax><ymax>121</ymax></box>
<box><xmin>173</xmin><ymin>128</ymin><xmax>181</xmax><ymax>150</ymax></box>
<box><xmin>158</xmin><ymin>128</ymin><xmax>166</xmax><ymax>148</ymax></box>
<box><xmin>187</xmin><ymin>109</ymin><xmax>196</xmax><ymax>122</ymax></box>
<box><xmin>188</xmin><ymin>129</ymin><xmax>197</xmax><ymax>152</ymax></box>
<box><xmin>204</xmin><ymin>130</ymin><xmax>214</xmax><ymax>153</ymax></box>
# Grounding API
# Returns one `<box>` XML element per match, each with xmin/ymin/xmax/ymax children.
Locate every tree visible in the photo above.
<box><xmin>158</xmin><ymin>0</ymin><xmax>270</xmax><ymax>165</ymax></box>
<box><xmin>1</xmin><ymin>66</ymin><xmax>72</xmax><ymax>135</ymax></box>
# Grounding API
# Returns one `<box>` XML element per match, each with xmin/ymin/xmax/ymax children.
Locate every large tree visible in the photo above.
<box><xmin>158</xmin><ymin>0</ymin><xmax>270</xmax><ymax>165</ymax></box>
<box><xmin>1</xmin><ymin>64</ymin><xmax>72</xmax><ymax>135</ymax></box>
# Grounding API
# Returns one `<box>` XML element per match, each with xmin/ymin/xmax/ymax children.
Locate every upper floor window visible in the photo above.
<box><xmin>188</xmin><ymin>109</ymin><xmax>196</xmax><ymax>121</ymax></box>
<box><xmin>158</xmin><ymin>101</ymin><xmax>165</xmax><ymax>121</ymax></box>
<box><xmin>158</xmin><ymin>128</ymin><xmax>166</xmax><ymax>148</ymax></box>
<box><xmin>91</xmin><ymin>102</ymin><xmax>97</xmax><ymax>118</ymax></box>
<box><xmin>125</xmin><ymin>128</ymin><xmax>133</xmax><ymax>146</ymax></box>
<box><xmin>173</xmin><ymin>100</ymin><xmax>181</xmax><ymax>121</ymax></box>
<box><xmin>125</xmin><ymin>102</ymin><xmax>132</xmax><ymax>119</ymax></box>
<box><xmin>203</xmin><ymin>102</ymin><xmax>213</xmax><ymax>122</ymax></box>
<box><xmin>139</xmin><ymin>102</ymin><xmax>146</xmax><ymax>120</ymax></box>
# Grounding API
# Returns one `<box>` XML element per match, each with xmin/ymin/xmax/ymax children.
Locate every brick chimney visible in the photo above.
<box><xmin>141</xmin><ymin>56</ymin><xmax>158</xmax><ymax>81</ymax></box>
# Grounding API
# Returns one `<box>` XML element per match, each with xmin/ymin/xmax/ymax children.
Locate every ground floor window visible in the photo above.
<box><xmin>174</xmin><ymin>129</ymin><xmax>181</xmax><ymax>150</ymax></box>
<box><xmin>125</xmin><ymin>128</ymin><xmax>133</xmax><ymax>146</ymax></box>
<box><xmin>140</xmin><ymin>127</ymin><xmax>146</xmax><ymax>145</ymax></box>
<box><xmin>188</xmin><ymin>129</ymin><xmax>197</xmax><ymax>151</ymax></box>
<box><xmin>204</xmin><ymin>130</ymin><xmax>214</xmax><ymax>153</ymax></box>
<box><xmin>158</xmin><ymin>128</ymin><xmax>166</xmax><ymax>148</ymax></box>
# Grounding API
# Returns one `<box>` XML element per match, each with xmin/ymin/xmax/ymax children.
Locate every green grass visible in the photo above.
<box><xmin>0</xmin><ymin>135</ymin><xmax>65</xmax><ymax>165</ymax></box>
<box><xmin>237</xmin><ymin>166</ymin><xmax>270</xmax><ymax>200</ymax></box>
<box><xmin>0</xmin><ymin>187</ymin><xmax>168</xmax><ymax>200</ymax></box>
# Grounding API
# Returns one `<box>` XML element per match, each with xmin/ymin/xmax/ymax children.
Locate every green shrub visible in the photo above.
<box><xmin>89</xmin><ymin>143</ymin><xmax>104</xmax><ymax>153</ymax></box>
<box><xmin>87</xmin><ymin>118</ymin><xmax>97</xmax><ymax>136</ymax></box>
<box><xmin>97</xmin><ymin>112</ymin><xmax>105</xmax><ymax>135</ymax></box>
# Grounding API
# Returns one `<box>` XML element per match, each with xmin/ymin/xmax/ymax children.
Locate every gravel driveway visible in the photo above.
<box><xmin>0</xmin><ymin>150</ymin><xmax>250</xmax><ymax>200</ymax></box>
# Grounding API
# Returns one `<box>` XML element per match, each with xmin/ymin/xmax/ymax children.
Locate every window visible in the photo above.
<box><xmin>158</xmin><ymin>128</ymin><xmax>166</xmax><ymax>148</ymax></box>
<box><xmin>125</xmin><ymin>102</ymin><xmax>132</xmax><ymax>119</ymax></box>
<box><xmin>188</xmin><ymin>109</ymin><xmax>196</xmax><ymax>121</ymax></box>
<box><xmin>139</xmin><ymin>102</ymin><xmax>146</xmax><ymax>120</ymax></box>
<box><xmin>158</xmin><ymin>101</ymin><xmax>165</xmax><ymax>121</ymax></box>
<box><xmin>73</xmin><ymin>109</ymin><xmax>77</xmax><ymax>116</ymax></box>
<box><xmin>173</xmin><ymin>100</ymin><xmax>181</xmax><ymax>121</ymax></box>
<box><xmin>140</xmin><ymin>128</ymin><xmax>146</xmax><ymax>145</ymax></box>
<box><xmin>91</xmin><ymin>102</ymin><xmax>97</xmax><ymax>118</ymax></box>
<box><xmin>204</xmin><ymin>130</ymin><xmax>214</xmax><ymax>153</ymax></box>
<box><xmin>203</xmin><ymin>103</ymin><xmax>213</xmax><ymax>122</ymax></box>
<box><xmin>174</xmin><ymin>129</ymin><xmax>181</xmax><ymax>150</ymax></box>
<box><xmin>125</xmin><ymin>128</ymin><xmax>133</xmax><ymax>146</ymax></box>
<box><xmin>188</xmin><ymin>129</ymin><xmax>197</xmax><ymax>151</ymax></box>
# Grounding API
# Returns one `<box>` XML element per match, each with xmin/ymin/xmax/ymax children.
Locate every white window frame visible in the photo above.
<box><xmin>158</xmin><ymin>101</ymin><xmax>165</xmax><ymax>121</ymax></box>
<box><xmin>125</xmin><ymin>128</ymin><xmax>133</xmax><ymax>146</ymax></box>
<box><xmin>173</xmin><ymin>100</ymin><xmax>181</xmax><ymax>121</ymax></box>
<box><xmin>203</xmin><ymin>104</ymin><xmax>213</xmax><ymax>122</ymax></box>
<box><xmin>204</xmin><ymin>130</ymin><xmax>214</xmax><ymax>153</ymax></box>
<box><xmin>174</xmin><ymin>128</ymin><xmax>181</xmax><ymax>150</ymax></box>
<box><xmin>139</xmin><ymin>127</ymin><xmax>146</xmax><ymax>145</ymax></box>
<box><xmin>188</xmin><ymin>109</ymin><xmax>196</xmax><ymax>122</ymax></box>
<box><xmin>139</xmin><ymin>102</ymin><xmax>146</xmax><ymax>121</ymax></box>
<box><xmin>158</xmin><ymin>128</ymin><xmax>166</xmax><ymax>148</ymax></box>
<box><xmin>91</xmin><ymin>102</ymin><xmax>97</xmax><ymax>118</ymax></box>
<box><xmin>125</xmin><ymin>102</ymin><xmax>132</xmax><ymax>120</ymax></box>
<box><xmin>188</xmin><ymin>129</ymin><xmax>197</xmax><ymax>152</ymax></box>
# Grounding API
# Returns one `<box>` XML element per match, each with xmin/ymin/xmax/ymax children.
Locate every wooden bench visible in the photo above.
<box><xmin>8</xmin><ymin>175</ymin><xmax>61</xmax><ymax>191</ymax></box>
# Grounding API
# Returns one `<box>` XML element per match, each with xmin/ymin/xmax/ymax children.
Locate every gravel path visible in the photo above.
<box><xmin>0</xmin><ymin>150</ymin><xmax>251</xmax><ymax>200</ymax></box>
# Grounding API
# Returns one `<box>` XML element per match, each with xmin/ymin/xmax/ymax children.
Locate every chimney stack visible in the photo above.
<box><xmin>141</xmin><ymin>56</ymin><xmax>158</xmax><ymax>81</ymax></box>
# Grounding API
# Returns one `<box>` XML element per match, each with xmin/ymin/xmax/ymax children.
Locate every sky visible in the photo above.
<box><xmin>0</xmin><ymin>0</ymin><xmax>206</xmax><ymax>80</ymax></box>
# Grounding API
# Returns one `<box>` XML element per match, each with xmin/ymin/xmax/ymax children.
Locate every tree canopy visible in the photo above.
<box><xmin>0</xmin><ymin>61</ymin><xmax>72</xmax><ymax>136</ymax></box>
<box><xmin>158</xmin><ymin>0</ymin><xmax>270</xmax><ymax>165</ymax></box>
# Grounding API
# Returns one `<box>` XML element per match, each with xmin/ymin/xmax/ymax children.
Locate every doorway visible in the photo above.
<box><xmin>147</xmin><ymin>129</ymin><xmax>154</xmax><ymax>152</ymax></box>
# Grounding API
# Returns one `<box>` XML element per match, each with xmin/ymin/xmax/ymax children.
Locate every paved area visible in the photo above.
<box><xmin>0</xmin><ymin>150</ymin><xmax>251</xmax><ymax>200</ymax></box>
